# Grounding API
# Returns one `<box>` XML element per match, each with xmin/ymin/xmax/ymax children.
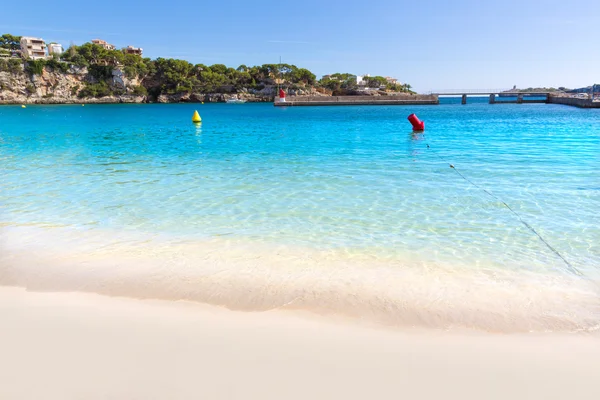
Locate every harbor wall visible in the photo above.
<box><xmin>548</xmin><ymin>96</ymin><xmax>600</xmax><ymax>108</ymax></box>
<box><xmin>274</xmin><ymin>94</ymin><xmax>438</xmax><ymax>106</ymax></box>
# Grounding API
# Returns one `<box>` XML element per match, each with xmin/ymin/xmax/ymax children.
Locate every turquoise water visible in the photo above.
<box><xmin>1</xmin><ymin>99</ymin><xmax>599</xmax><ymax>331</ymax></box>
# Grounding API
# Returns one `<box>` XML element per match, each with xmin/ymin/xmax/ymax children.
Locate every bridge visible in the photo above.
<box><xmin>426</xmin><ymin>89</ymin><xmax>552</xmax><ymax>104</ymax></box>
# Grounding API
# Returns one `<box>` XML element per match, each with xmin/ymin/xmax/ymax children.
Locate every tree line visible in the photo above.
<box><xmin>319</xmin><ymin>73</ymin><xmax>413</xmax><ymax>93</ymax></box>
<box><xmin>1</xmin><ymin>33</ymin><xmax>414</xmax><ymax>98</ymax></box>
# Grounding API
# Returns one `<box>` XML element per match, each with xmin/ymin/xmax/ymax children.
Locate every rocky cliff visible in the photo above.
<box><xmin>0</xmin><ymin>64</ymin><xmax>324</xmax><ymax>104</ymax></box>
<box><xmin>0</xmin><ymin>64</ymin><xmax>146</xmax><ymax>104</ymax></box>
<box><xmin>154</xmin><ymin>86</ymin><xmax>324</xmax><ymax>103</ymax></box>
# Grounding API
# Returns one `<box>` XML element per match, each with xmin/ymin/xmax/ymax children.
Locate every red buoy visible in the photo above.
<box><xmin>407</xmin><ymin>113</ymin><xmax>425</xmax><ymax>131</ymax></box>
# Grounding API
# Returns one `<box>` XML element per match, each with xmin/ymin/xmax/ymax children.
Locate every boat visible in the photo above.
<box><xmin>226</xmin><ymin>97</ymin><xmax>247</xmax><ymax>104</ymax></box>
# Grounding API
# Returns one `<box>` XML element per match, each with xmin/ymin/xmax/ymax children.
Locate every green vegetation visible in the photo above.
<box><xmin>132</xmin><ymin>85</ymin><xmax>147</xmax><ymax>96</ymax></box>
<box><xmin>516</xmin><ymin>87</ymin><xmax>560</xmax><ymax>92</ymax></box>
<box><xmin>0</xmin><ymin>34</ymin><xmax>21</xmax><ymax>50</ymax></box>
<box><xmin>55</xmin><ymin>43</ymin><xmax>333</xmax><ymax>97</ymax></box>
<box><xmin>78</xmin><ymin>82</ymin><xmax>111</xmax><ymax>98</ymax></box>
<box><xmin>45</xmin><ymin>58</ymin><xmax>70</xmax><ymax>73</ymax></box>
<box><xmin>0</xmin><ymin>58</ymin><xmax>22</xmax><ymax>73</ymax></box>
<box><xmin>88</xmin><ymin>64</ymin><xmax>114</xmax><ymax>80</ymax></box>
<box><xmin>146</xmin><ymin>60</ymin><xmax>317</xmax><ymax>95</ymax></box>
<box><xmin>319</xmin><ymin>73</ymin><xmax>356</xmax><ymax>91</ymax></box>
<box><xmin>319</xmin><ymin>73</ymin><xmax>414</xmax><ymax>94</ymax></box>
<box><xmin>24</xmin><ymin>58</ymin><xmax>70</xmax><ymax>74</ymax></box>
<box><xmin>1</xmin><ymin>31</ymin><xmax>415</xmax><ymax>100</ymax></box>
<box><xmin>25</xmin><ymin>59</ymin><xmax>46</xmax><ymax>75</ymax></box>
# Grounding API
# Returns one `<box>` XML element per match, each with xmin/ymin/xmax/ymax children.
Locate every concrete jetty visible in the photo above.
<box><xmin>432</xmin><ymin>89</ymin><xmax>600</xmax><ymax>108</ymax></box>
<box><xmin>547</xmin><ymin>95</ymin><xmax>600</xmax><ymax>108</ymax></box>
<box><xmin>272</xmin><ymin>92</ymin><xmax>599</xmax><ymax>108</ymax></box>
<box><xmin>274</xmin><ymin>94</ymin><xmax>438</xmax><ymax>106</ymax></box>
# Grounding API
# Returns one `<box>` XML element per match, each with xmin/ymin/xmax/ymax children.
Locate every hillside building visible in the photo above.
<box><xmin>124</xmin><ymin>45</ymin><xmax>143</xmax><ymax>56</ymax></box>
<box><xmin>20</xmin><ymin>37</ymin><xmax>47</xmax><ymax>59</ymax></box>
<box><xmin>357</xmin><ymin>74</ymin><xmax>370</xmax><ymax>86</ymax></box>
<box><xmin>91</xmin><ymin>39</ymin><xmax>116</xmax><ymax>50</ymax></box>
<box><xmin>48</xmin><ymin>43</ymin><xmax>64</xmax><ymax>56</ymax></box>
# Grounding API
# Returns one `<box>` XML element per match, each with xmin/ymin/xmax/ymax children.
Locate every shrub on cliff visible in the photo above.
<box><xmin>45</xmin><ymin>58</ymin><xmax>70</xmax><ymax>73</ymax></box>
<box><xmin>132</xmin><ymin>85</ymin><xmax>147</xmax><ymax>96</ymax></box>
<box><xmin>0</xmin><ymin>58</ymin><xmax>22</xmax><ymax>74</ymax></box>
<box><xmin>88</xmin><ymin>64</ymin><xmax>114</xmax><ymax>81</ymax></box>
<box><xmin>25</xmin><ymin>59</ymin><xmax>45</xmax><ymax>76</ymax></box>
<box><xmin>78</xmin><ymin>82</ymin><xmax>111</xmax><ymax>98</ymax></box>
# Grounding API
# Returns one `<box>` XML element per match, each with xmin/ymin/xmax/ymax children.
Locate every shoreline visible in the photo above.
<box><xmin>273</xmin><ymin>94</ymin><xmax>439</xmax><ymax>106</ymax></box>
<box><xmin>2</xmin><ymin>285</ymin><xmax>600</xmax><ymax>400</ymax></box>
<box><xmin>3</xmin><ymin>96</ymin><xmax>598</xmax><ymax>108</ymax></box>
<box><xmin>2</xmin><ymin>225</ymin><xmax>599</xmax><ymax>334</ymax></box>
<box><xmin>0</xmin><ymin>96</ymin><xmax>275</xmax><ymax>105</ymax></box>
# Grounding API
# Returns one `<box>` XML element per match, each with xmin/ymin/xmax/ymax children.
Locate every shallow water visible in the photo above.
<box><xmin>1</xmin><ymin>99</ymin><xmax>599</xmax><ymax>332</ymax></box>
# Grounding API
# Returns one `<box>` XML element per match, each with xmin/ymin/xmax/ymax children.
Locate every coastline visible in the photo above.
<box><xmin>2</xmin><ymin>285</ymin><xmax>600</xmax><ymax>400</ymax></box>
<box><xmin>0</xmin><ymin>93</ymin><xmax>275</xmax><ymax>105</ymax></box>
<box><xmin>3</xmin><ymin>95</ymin><xmax>597</xmax><ymax>107</ymax></box>
<box><xmin>2</xmin><ymin>226</ymin><xmax>599</xmax><ymax>334</ymax></box>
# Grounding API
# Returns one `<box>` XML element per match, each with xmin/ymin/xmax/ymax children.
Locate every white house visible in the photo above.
<box><xmin>20</xmin><ymin>37</ymin><xmax>47</xmax><ymax>59</ymax></box>
<box><xmin>356</xmin><ymin>74</ymin><xmax>369</xmax><ymax>86</ymax></box>
<box><xmin>48</xmin><ymin>43</ymin><xmax>63</xmax><ymax>56</ymax></box>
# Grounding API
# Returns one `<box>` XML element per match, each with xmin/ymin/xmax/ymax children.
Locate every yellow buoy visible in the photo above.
<box><xmin>201</xmin><ymin>102</ymin><xmax>204</xmax><ymax>104</ymax></box>
<box><xmin>192</xmin><ymin>110</ymin><xmax>202</xmax><ymax>123</ymax></box>
<box><xmin>82</xmin><ymin>104</ymin><xmax>85</xmax><ymax>106</ymax></box>
<box><xmin>21</xmin><ymin>105</ymin><xmax>26</xmax><ymax>108</ymax></box>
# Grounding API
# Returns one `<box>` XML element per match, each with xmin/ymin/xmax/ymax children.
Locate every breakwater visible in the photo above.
<box><xmin>548</xmin><ymin>95</ymin><xmax>600</xmax><ymax>108</ymax></box>
<box><xmin>274</xmin><ymin>94</ymin><xmax>438</xmax><ymax>106</ymax></box>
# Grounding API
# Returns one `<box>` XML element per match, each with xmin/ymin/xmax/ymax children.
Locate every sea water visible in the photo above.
<box><xmin>1</xmin><ymin>98</ymin><xmax>599</xmax><ymax>332</ymax></box>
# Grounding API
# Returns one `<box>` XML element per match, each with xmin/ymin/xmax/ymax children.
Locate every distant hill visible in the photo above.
<box><xmin>567</xmin><ymin>85</ymin><xmax>600</xmax><ymax>94</ymax></box>
<box><xmin>502</xmin><ymin>87</ymin><xmax>562</xmax><ymax>93</ymax></box>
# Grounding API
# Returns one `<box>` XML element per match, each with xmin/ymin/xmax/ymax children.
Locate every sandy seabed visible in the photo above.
<box><xmin>1</xmin><ymin>286</ymin><xmax>600</xmax><ymax>400</ymax></box>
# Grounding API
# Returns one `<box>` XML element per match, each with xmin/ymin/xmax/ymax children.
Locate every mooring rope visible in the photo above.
<box><xmin>425</xmin><ymin>143</ymin><xmax>584</xmax><ymax>278</ymax></box>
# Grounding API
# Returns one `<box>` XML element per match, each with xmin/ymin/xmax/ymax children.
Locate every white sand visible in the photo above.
<box><xmin>3</xmin><ymin>225</ymin><xmax>599</xmax><ymax>333</ymax></box>
<box><xmin>1</xmin><ymin>286</ymin><xmax>599</xmax><ymax>400</ymax></box>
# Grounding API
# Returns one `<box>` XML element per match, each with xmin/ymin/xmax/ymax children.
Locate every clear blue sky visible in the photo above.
<box><xmin>3</xmin><ymin>0</ymin><xmax>598</xmax><ymax>92</ymax></box>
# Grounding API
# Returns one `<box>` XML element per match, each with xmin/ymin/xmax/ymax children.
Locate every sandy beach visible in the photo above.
<box><xmin>1</xmin><ymin>286</ymin><xmax>599</xmax><ymax>400</ymax></box>
<box><xmin>1</xmin><ymin>99</ymin><xmax>599</xmax><ymax>400</ymax></box>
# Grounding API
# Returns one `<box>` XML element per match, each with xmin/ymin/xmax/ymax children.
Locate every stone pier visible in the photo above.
<box><xmin>273</xmin><ymin>94</ymin><xmax>439</xmax><ymax>106</ymax></box>
<box><xmin>548</xmin><ymin>95</ymin><xmax>600</xmax><ymax>108</ymax></box>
